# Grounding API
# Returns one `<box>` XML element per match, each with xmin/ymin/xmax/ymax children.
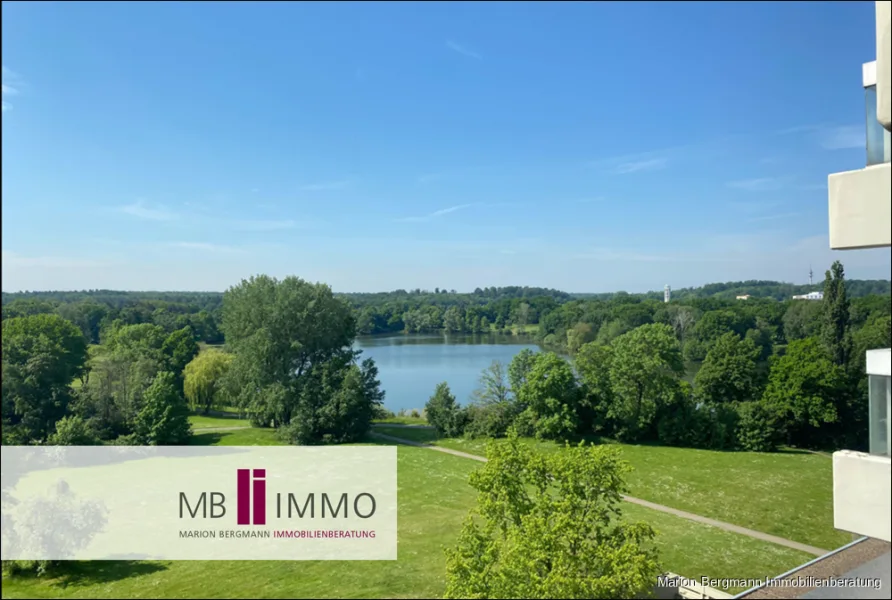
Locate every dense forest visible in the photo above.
<box><xmin>1</xmin><ymin>262</ymin><xmax>890</xmax><ymax>481</ymax></box>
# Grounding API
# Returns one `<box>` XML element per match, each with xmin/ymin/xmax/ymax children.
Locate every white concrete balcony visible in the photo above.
<box><xmin>833</xmin><ymin>349</ymin><xmax>892</xmax><ymax>543</ymax></box>
<box><xmin>827</xmin><ymin>62</ymin><xmax>892</xmax><ymax>251</ymax></box>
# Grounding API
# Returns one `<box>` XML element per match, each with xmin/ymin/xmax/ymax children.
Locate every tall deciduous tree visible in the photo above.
<box><xmin>515</xmin><ymin>352</ymin><xmax>580</xmax><ymax>440</ymax></box>
<box><xmin>761</xmin><ymin>338</ymin><xmax>849</xmax><ymax>449</ymax></box>
<box><xmin>134</xmin><ymin>371</ymin><xmax>193</xmax><ymax>445</ymax></box>
<box><xmin>608</xmin><ymin>323</ymin><xmax>684</xmax><ymax>441</ymax></box>
<box><xmin>183</xmin><ymin>350</ymin><xmax>235</xmax><ymax>414</ymax></box>
<box><xmin>444</xmin><ymin>433</ymin><xmax>659</xmax><ymax>599</ymax></box>
<box><xmin>221</xmin><ymin>275</ymin><xmax>356</xmax><ymax>427</ymax></box>
<box><xmin>1</xmin><ymin>314</ymin><xmax>88</xmax><ymax>443</ymax></box>
<box><xmin>821</xmin><ymin>261</ymin><xmax>852</xmax><ymax>368</ymax></box>
<box><xmin>694</xmin><ymin>332</ymin><xmax>761</xmax><ymax>404</ymax></box>
<box><xmin>507</xmin><ymin>349</ymin><xmax>537</xmax><ymax>397</ymax></box>
<box><xmin>574</xmin><ymin>341</ymin><xmax>614</xmax><ymax>434</ymax></box>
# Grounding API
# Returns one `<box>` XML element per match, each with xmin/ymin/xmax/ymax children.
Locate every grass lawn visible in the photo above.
<box><xmin>1</xmin><ymin>431</ymin><xmax>814</xmax><ymax>599</ymax></box>
<box><xmin>188</xmin><ymin>414</ymin><xmax>252</xmax><ymax>429</ymax></box>
<box><xmin>373</xmin><ymin>426</ymin><xmax>441</xmax><ymax>443</ymax></box>
<box><xmin>435</xmin><ymin>436</ymin><xmax>849</xmax><ymax>551</ymax></box>
<box><xmin>189</xmin><ymin>428</ymin><xmax>281</xmax><ymax>446</ymax></box>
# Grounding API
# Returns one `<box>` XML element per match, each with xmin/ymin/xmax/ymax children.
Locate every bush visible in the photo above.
<box><xmin>372</xmin><ymin>405</ymin><xmax>395</xmax><ymax>420</ymax></box>
<box><xmin>735</xmin><ymin>401</ymin><xmax>780</xmax><ymax>452</ymax></box>
<box><xmin>511</xmin><ymin>408</ymin><xmax>537</xmax><ymax>437</ymax></box>
<box><xmin>409</xmin><ymin>409</ymin><xmax>421</xmax><ymax>419</ymax></box>
<box><xmin>425</xmin><ymin>383</ymin><xmax>465</xmax><ymax>437</ymax></box>
<box><xmin>463</xmin><ymin>402</ymin><xmax>521</xmax><ymax>439</ymax></box>
<box><xmin>47</xmin><ymin>415</ymin><xmax>101</xmax><ymax>446</ymax></box>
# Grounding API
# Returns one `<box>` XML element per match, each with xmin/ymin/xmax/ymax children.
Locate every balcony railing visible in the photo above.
<box><xmin>864</xmin><ymin>62</ymin><xmax>892</xmax><ymax>166</ymax></box>
<box><xmin>867</xmin><ymin>349</ymin><xmax>891</xmax><ymax>457</ymax></box>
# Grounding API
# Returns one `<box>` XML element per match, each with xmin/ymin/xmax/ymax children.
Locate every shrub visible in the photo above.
<box><xmin>735</xmin><ymin>401</ymin><xmax>780</xmax><ymax>452</ymax></box>
<box><xmin>463</xmin><ymin>402</ymin><xmax>521</xmax><ymax>439</ymax></box>
<box><xmin>425</xmin><ymin>383</ymin><xmax>465</xmax><ymax>437</ymax></box>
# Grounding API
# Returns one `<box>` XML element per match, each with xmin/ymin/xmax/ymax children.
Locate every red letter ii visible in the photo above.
<box><xmin>237</xmin><ymin>468</ymin><xmax>266</xmax><ymax>525</ymax></box>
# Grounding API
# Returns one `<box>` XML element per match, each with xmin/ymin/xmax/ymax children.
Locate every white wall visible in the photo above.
<box><xmin>833</xmin><ymin>450</ymin><xmax>892</xmax><ymax>542</ymax></box>
<box><xmin>827</xmin><ymin>162</ymin><xmax>892</xmax><ymax>250</ymax></box>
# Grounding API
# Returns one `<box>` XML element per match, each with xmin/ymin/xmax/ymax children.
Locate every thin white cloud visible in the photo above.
<box><xmin>613</xmin><ymin>157</ymin><xmax>668</xmax><ymax>174</ymax></box>
<box><xmin>165</xmin><ymin>242</ymin><xmax>244</xmax><ymax>254</ymax></box>
<box><xmin>300</xmin><ymin>180</ymin><xmax>350</xmax><ymax>191</ymax></box>
<box><xmin>118</xmin><ymin>200</ymin><xmax>178</xmax><ymax>221</ymax></box>
<box><xmin>1</xmin><ymin>250</ymin><xmax>120</xmax><ymax>269</ymax></box>
<box><xmin>727</xmin><ymin>177</ymin><xmax>784</xmax><ymax>192</ymax></box>
<box><xmin>819</xmin><ymin>125</ymin><xmax>864</xmax><ymax>150</ymax></box>
<box><xmin>2</xmin><ymin>65</ymin><xmax>23</xmax><ymax>112</ymax></box>
<box><xmin>230</xmin><ymin>219</ymin><xmax>297</xmax><ymax>232</ymax></box>
<box><xmin>746</xmin><ymin>212</ymin><xmax>802</xmax><ymax>223</ymax></box>
<box><xmin>775</xmin><ymin>123</ymin><xmax>828</xmax><ymax>135</ymax></box>
<box><xmin>398</xmin><ymin>204</ymin><xmax>473</xmax><ymax>223</ymax></box>
<box><xmin>446</xmin><ymin>40</ymin><xmax>482</xmax><ymax>60</ymax></box>
<box><xmin>572</xmin><ymin>247</ymin><xmax>734</xmax><ymax>263</ymax></box>
<box><xmin>776</xmin><ymin>122</ymin><xmax>864</xmax><ymax>151</ymax></box>
<box><xmin>797</xmin><ymin>183</ymin><xmax>827</xmax><ymax>191</ymax></box>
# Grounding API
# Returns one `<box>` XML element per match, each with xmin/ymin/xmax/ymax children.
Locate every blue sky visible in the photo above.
<box><xmin>2</xmin><ymin>1</ymin><xmax>890</xmax><ymax>293</ymax></box>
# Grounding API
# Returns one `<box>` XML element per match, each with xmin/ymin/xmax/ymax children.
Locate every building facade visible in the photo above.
<box><xmin>828</xmin><ymin>1</ymin><xmax>891</xmax><ymax>546</ymax></box>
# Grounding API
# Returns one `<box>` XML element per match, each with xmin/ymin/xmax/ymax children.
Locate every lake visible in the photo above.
<box><xmin>354</xmin><ymin>333</ymin><xmax>542</xmax><ymax>412</ymax></box>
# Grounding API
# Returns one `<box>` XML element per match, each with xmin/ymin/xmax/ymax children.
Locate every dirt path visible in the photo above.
<box><xmin>369</xmin><ymin>431</ymin><xmax>830</xmax><ymax>557</ymax></box>
<box><xmin>370</xmin><ymin>423</ymin><xmax>435</xmax><ymax>430</ymax></box>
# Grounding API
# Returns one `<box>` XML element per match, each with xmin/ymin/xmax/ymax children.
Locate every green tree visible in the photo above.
<box><xmin>48</xmin><ymin>415</ymin><xmax>101</xmax><ymax>446</ymax></box>
<box><xmin>574</xmin><ymin>342</ymin><xmax>614</xmax><ymax>435</ymax></box>
<box><xmin>507</xmin><ymin>349</ymin><xmax>537</xmax><ymax>397</ymax></box>
<box><xmin>761</xmin><ymin>338</ymin><xmax>849</xmax><ymax>449</ymax></box>
<box><xmin>425</xmin><ymin>382</ymin><xmax>464</xmax><ymax>437</ymax></box>
<box><xmin>465</xmin><ymin>361</ymin><xmax>519</xmax><ymax>439</ymax></box>
<box><xmin>284</xmin><ymin>357</ymin><xmax>385</xmax><ymax>445</ymax></box>
<box><xmin>471</xmin><ymin>361</ymin><xmax>511</xmax><ymax>405</ymax></box>
<box><xmin>444</xmin><ymin>433</ymin><xmax>659</xmax><ymax>599</ymax></box>
<box><xmin>694</xmin><ymin>332</ymin><xmax>761</xmax><ymax>404</ymax></box>
<box><xmin>821</xmin><ymin>261</ymin><xmax>852</xmax><ymax>367</ymax></box>
<box><xmin>566</xmin><ymin>322</ymin><xmax>595</xmax><ymax>354</ymax></box>
<box><xmin>221</xmin><ymin>275</ymin><xmax>356</xmax><ymax>428</ymax></box>
<box><xmin>1</xmin><ymin>314</ymin><xmax>89</xmax><ymax>443</ymax></box>
<box><xmin>134</xmin><ymin>371</ymin><xmax>192</xmax><ymax>445</ymax></box>
<box><xmin>608</xmin><ymin>323</ymin><xmax>684</xmax><ymax>441</ymax></box>
<box><xmin>782</xmin><ymin>300</ymin><xmax>823</xmax><ymax>342</ymax></box>
<box><xmin>183</xmin><ymin>350</ymin><xmax>235</xmax><ymax>414</ymax></box>
<box><xmin>443</xmin><ymin>306</ymin><xmax>464</xmax><ymax>333</ymax></box>
<box><xmin>735</xmin><ymin>401</ymin><xmax>780</xmax><ymax>452</ymax></box>
<box><xmin>162</xmin><ymin>327</ymin><xmax>199</xmax><ymax>374</ymax></box>
<box><xmin>162</xmin><ymin>326</ymin><xmax>199</xmax><ymax>395</ymax></box>
<box><xmin>515</xmin><ymin>352</ymin><xmax>580</xmax><ymax>440</ymax></box>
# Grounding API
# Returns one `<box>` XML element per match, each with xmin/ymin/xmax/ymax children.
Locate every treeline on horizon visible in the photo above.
<box><xmin>2</xmin><ymin>278</ymin><xmax>889</xmax><ymax>348</ymax></box>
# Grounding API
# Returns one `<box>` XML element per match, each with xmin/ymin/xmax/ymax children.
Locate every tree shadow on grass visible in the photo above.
<box><xmin>189</xmin><ymin>432</ymin><xmax>225</xmax><ymax>446</ymax></box>
<box><xmin>5</xmin><ymin>561</ymin><xmax>169</xmax><ymax>589</ymax></box>
<box><xmin>55</xmin><ymin>560</ymin><xmax>168</xmax><ymax>588</ymax></box>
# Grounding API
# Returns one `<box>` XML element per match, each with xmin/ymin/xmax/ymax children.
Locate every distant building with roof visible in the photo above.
<box><xmin>792</xmin><ymin>291</ymin><xmax>824</xmax><ymax>300</ymax></box>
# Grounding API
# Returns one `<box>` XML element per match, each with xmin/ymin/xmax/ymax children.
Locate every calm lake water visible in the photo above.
<box><xmin>355</xmin><ymin>333</ymin><xmax>542</xmax><ymax>412</ymax></box>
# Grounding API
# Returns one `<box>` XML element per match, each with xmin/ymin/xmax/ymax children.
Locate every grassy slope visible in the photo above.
<box><xmin>187</xmin><ymin>415</ymin><xmax>253</xmax><ymax>429</ymax></box>
<box><xmin>2</xmin><ymin>428</ymin><xmax>817</xmax><ymax>599</ymax></box>
<box><xmin>435</xmin><ymin>436</ymin><xmax>850</xmax><ymax>550</ymax></box>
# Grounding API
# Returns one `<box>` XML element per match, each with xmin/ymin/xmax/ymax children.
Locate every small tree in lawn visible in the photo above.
<box><xmin>425</xmin><ymin>382</ymin><xmax>464</xmax><ymax>437</ymax></box>
<box><xmin>444</xmin><ymin>431</ymin><xmax>660</xmax><ymax>599</ymax></box>
<box><xmin>135</xmin><ymin>371</ymin><xmax>193</xmax><ymax>445</ymax></box>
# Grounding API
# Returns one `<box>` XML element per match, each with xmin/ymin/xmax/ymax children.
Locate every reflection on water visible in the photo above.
<box><xmin>354</xmin><ymin>333</ymin><xmax>542</xmax><ymax>412</ymax></box>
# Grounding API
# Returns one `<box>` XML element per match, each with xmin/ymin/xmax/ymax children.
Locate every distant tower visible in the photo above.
<box><xmin>809</xmin><ymin>265</ymin><xmax>813</xmax><ymax>286</ymax></box>
<box><xmin>664</xmin><ymin>285</ymin><xmax>671</xmax><ymax>303</ymax></box>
